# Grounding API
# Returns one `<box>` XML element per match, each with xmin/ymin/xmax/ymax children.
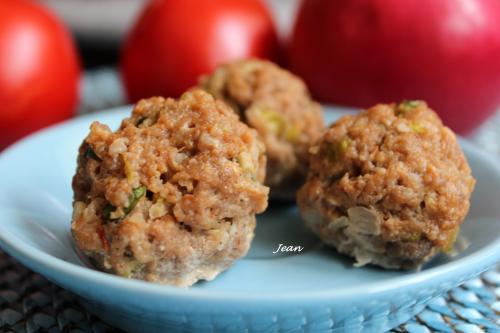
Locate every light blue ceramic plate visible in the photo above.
<box><xmin>0</xmin><ymin>106</ymin><xmax>499</xmax><ymax>333</ymax></box>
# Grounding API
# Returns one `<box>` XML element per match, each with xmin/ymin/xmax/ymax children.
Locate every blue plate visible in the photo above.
<box><xmin>0</xmin><ymin>106</ymin><xmax>499</xmax><ymax>333</ymax></box>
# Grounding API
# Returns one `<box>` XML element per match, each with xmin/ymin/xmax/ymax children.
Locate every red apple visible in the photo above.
<box><xmin>121</xmin><ymin>0</ymin><xmax>280</xmax><ymax>102</ymax></box>
<box><xmin>289</xmin><ymin>0</ymin><xmax>500</xmax><ymax>134</ymax></box>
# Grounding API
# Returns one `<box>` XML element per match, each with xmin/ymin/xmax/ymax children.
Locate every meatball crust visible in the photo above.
<box><xmin>297</xmin><ymin>101</ymin><xmax>475</xmax><ymax>269</ymax></box>
<box><xmin>72</xmin><ymin>89</ymin><xmax>269</xmax><ymax>286</ymax></box>
<box><xmin>200</xmin><ymin>59</ymin><xmax>324</xmax><ymax>197</ymax></box>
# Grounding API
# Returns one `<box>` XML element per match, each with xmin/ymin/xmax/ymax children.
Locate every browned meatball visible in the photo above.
<box><xmin>297</xmin><ymin>101</ymin><xmax>475</xmax><ymax>269</ymax></box>
<box><xmin>72</xmin><ymin>89</ymin><xmax>269</xmax><ymax>286</ymax></box>
<box><xmin>200</xmin><ymin>59</ymin><xmax>324</xmax><ymax>198</ymax></box>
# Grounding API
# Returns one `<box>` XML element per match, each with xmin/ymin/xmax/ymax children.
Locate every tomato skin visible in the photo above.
<box><xmin>0</xmin><ymin>0</ymin><xmax>80</xmax><ymax>150</ymax></box>
<box><xmin>121</xmin><ymin>0</ymin><xmax>280</xmax><ymax>102</ymax></box>
<box><xmin>289</xmin><ymin>0</ymin><xmax>500</xmax><ymax>134</ymax></box>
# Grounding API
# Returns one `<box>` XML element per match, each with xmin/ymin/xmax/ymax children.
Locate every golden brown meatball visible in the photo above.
<box><xmin>72</xmin><ymin>89</ymin><xmax>269</xmax><ymax>286</ymax></box>
<box><xmin>297</xmin><ymin>101</ymin><xmax>475</xmax><ymax>269</ymax></box>
<box><xmin>200</xmin><ymin>59</ymin><xmax>324</xmax><ymax>198</ymax></box>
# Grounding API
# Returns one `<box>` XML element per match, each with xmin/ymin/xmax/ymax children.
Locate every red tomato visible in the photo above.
<box><xmin>289</xmin><ymin>0</ymin><xmax>500</xmax><ymax>134</ymax></box>
<box><xmin>0</xmin><ymin>0</ymin><xmax>80</xmax><ymax>150</ymax></box>
<box><xmin>121</xmin><ymin>0</ymin><xmax>280</xmax><ymax>102</ymax></box>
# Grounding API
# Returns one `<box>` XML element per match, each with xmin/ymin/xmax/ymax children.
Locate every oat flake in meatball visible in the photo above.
<box><xmin>200</xmin><ymin>59</ymin><xmax>324</xmax><ymax>198</ymax></box>
<box><xmin>71</xmin><ymin>89</ymin><xmax>269</xmax><ymax>286</ymax></box>
<box><xmin>297</xmin><ymin>101</ymin><xmax>476</xmax><ymax>269</ymax></box>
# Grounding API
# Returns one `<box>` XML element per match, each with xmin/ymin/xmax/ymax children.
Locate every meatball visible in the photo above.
<box><xmin>297</xmin><ymin>101</ymin><xmax>475</xmax><ymax>269</ymax></box>
<box><xmin>71</xmin><ymin>89</ymin><xmax>269</xmax><ymax>286</ymax></box>
<box><xmin>200</xmin><ymin>59</ymin><xmax>324</xmax><ymax>198</ymax></box>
